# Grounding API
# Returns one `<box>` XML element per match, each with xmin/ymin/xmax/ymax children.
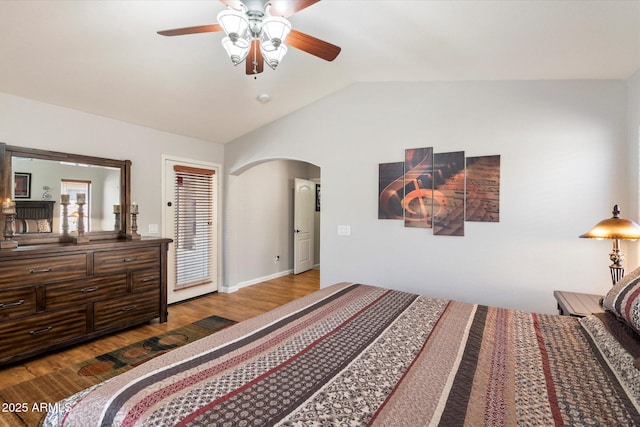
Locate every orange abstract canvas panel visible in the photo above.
<box><xmin>465</xmin><ymin>155</ymin><xmax>500</xmax><ymax>222</ymax></box>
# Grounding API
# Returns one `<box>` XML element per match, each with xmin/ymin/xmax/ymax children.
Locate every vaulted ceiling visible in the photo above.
<box><xmin>0</xmin><ymin>1</ymin><xmax>638</xmax><ymax>143</ymax></box>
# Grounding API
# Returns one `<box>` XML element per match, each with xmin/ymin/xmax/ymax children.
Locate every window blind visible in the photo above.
<box><xmin>173</xmin><ymin>165</ymin><xmax>215</xmax><ymax>290</ymax></box>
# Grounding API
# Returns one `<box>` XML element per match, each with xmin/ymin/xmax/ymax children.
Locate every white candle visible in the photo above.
<box><xmin>113</xmin><ymin>204</ymin><xmax>121</xmax><ymax>214</ymax></box>
<box><xmin>130</xmin><ymin>203</ymin><xmax>138</xmax><ymax>214</ymax></box>
<box><xmin>76</xmin><ymin>193</ymin><xmax>86</xmax><ymax>204</ymax></box>
<box><xmin>60</xmin><ymin>194</ymin><xmax>70</xmax><ymax>204</ymax></box>
<box><xmin>2</xmin><ymin>198</ymin><xmax>15</xmax><ymax>215</ymax></box>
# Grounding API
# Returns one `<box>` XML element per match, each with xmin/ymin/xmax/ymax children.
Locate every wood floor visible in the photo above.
<box><xmin>0</xmin><ymin>269</ymin><xmax>319</xmax><ymax>389</ymax></box>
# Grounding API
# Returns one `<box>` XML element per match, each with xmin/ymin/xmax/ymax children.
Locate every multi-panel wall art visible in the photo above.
<box><xmin>378</xmin><ymin>148</ymin><xmax>500</xmax><ymax>236</ymax></box>
<box><xmin>404</xmin><ymin>147</ymin><xmax>433</xmax><ymax>228</ymax></box>
<box><xmin>433</xmin><ymin>151</ymin><xmax>466</xmax><ymax>236</ymax></box>
<box><xmin>378</xmin><ymin>162</ymin><xmax>405</xmax><ymax>220</ymax></box>
<box><xmin>465</xmin><ymin>155</ymin><xmax>500</xmax><ymax>222</ymax></box>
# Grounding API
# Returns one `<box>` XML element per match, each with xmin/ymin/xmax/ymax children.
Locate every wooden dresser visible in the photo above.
<box><xmin>0</xmin><ymin>237</ymin><xmax>171</xmax><ymax>365</ymax></box>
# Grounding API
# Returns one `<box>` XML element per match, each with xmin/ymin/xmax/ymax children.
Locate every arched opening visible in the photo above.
<box><xmin>225</xmin><ymin>158</ymin><xmax>320</xmax><ymax>292</ymax></box>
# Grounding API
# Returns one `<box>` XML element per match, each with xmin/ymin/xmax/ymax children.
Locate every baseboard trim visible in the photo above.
<box><xmin>221</xmin><ymin>269</ymin><xmax>294</xmax><ymax>293</ymax></box>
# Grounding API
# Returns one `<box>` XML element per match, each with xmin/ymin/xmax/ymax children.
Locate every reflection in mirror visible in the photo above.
<box><xmin>0</xmin><ymin>142</ymin><xmax>130</xmax><ymax>245</ymax></box>
<box><xmin>11</xmin><ymin>157</ymin><xmax>121</xmax><ymax>234</ymax></box>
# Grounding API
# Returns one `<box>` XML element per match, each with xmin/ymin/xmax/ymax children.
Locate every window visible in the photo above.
<box><xmin>173</xmin><ymin>166</ymin><xmax>215</xmax><ymax>290</ymax></box>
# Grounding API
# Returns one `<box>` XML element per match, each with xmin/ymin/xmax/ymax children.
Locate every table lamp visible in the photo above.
<box><xmin>580</xmin><ymin>204</ymin><xmax>640</xmax><ymax>285</ymax></box>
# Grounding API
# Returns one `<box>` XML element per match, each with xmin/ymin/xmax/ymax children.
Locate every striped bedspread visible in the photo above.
<box><xmin>45</xmin><ymin>283</ymin><xmax>640</xmax><ymax>426</ymax></box>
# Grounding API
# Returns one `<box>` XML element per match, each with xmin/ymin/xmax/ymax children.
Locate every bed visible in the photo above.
<box><xmin>44</xmin><ymin>275</ymin><xmax>640</xmax><ymax>426</ymax></box>
<box><xmin>14</xmin><ymin>200</ymin><xmax>55</xmax><ymax>233</ymax></box>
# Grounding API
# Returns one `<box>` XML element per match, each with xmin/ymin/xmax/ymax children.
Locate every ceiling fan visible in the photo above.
<box><xmin>157</xmin><ymin>0</ymin><xmax>341</xmax><ymax>75</ymax></box>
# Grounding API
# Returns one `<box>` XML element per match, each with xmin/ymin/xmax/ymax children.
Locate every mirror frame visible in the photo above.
<box><xmin>0</xmin><ymin>142</ymin><xmax>131</xmax><ymax>245</ymax></box>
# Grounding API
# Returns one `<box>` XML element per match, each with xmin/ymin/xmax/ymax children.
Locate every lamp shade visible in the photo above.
<box><xmin>217</xmin><ymin>9</ymin><xmax>249</xmax><ymax>38</ymax></box>
<box><xmin>221</xmin><ymin>36</ymin><xmax>250</xmax><ymax>65</ymax></box>
<box><xmin>217</xmin><ymin>8</ymin><xmax>251</xmax><ymax>65</ymax></box>
<box><xmin>260</xmin><ymin>16</ymin><xmax>291</xmax><ymax>69</ymax></box>
<box><xmin>261</xmin><ymin>16</ymin><xmax>291</xmax><ymax>46</ymax></box>
<box><xmin>579</xmin><ymin>205</ymin><xmax>640</xmax><ymax>240</ymax></box>
<box><xmin>261</xmin><ymin>41</ymin><xmax>287</xmax><ymax>69</ymax></box>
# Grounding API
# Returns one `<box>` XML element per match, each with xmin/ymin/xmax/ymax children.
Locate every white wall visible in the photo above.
<box><xmin>224</xmin><ymin>159</ymin><xmax>320</xmax><ymax>291</ymax></box>
<box><xmin>628</xmin><ymin>70</ymin><xmax>640</xmax><ymax>266</ymax></box>
<box><xmin>225</xmin><ymin>80</ymin><xmax>630</xmax><ymax>314</ymax></box>
<box><xmin>1</xmin><ymin>78</ymin><xmax>634</xmax><ymax>315</ymax></box>
<box><xmin>0</xmin><ymin>92</ymin><xmax>224</xmax><ymax>239</ymax></box>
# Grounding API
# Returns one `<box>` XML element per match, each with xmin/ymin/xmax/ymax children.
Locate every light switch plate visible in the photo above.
<box><xmin>337</xmin><ymin>225</ymin><xmax>351</xmax><ymax>236</ymax></box>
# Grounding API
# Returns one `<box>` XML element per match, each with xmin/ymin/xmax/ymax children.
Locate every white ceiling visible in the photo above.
<box><xmin>0</xmin><ymin>1</ymin><xmax>638</xmax><ymax>144</ymax></box>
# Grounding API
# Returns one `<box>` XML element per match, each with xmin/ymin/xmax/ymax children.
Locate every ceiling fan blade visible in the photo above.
<box><xmin>268</xmin><ymin>0</ymin><xmax>321</xmax><ymax>18</ymax></box>
<box><xmin>246</xmin><ymin>39</ymin><xmax>264</xmax><ymax>75</ymax></box>
<box><xmin>286</xmin><ymin>29</ymin><xmax>341</xmax><ymax>61</ymax></box>
<box><xmin>157</xmin><ymin>24</ymin><xmax>223</xmax><ymax>37</ymax></box>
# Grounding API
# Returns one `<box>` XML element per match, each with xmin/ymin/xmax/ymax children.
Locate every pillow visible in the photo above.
<box><xmin>20</xmin><ymin>219</ymin><xmax>52</xmax><ymax>233</ymax></box>
<box><xmin>603</xmin><ymin>265</ymin><xmax>640</xmax><ymax>333</ymax></box>
<box><xmin>13</xmin><ymin>219</ymin><xmax>26</xmax><ymax>234</ymax></box>
<box><xmin>36</xmin><ymin>219</ymin><xmax>51</xmax><ymax>233</ymax></box>
<box><xmin>581</xmin><ymin>312</ymin><xmax>640</xmax><ymax>370</ymax></box>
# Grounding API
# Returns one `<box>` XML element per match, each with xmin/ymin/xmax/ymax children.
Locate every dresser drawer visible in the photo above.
<box><xmin>0</xmin><ymin>254</ymin><xmax>87</xmax><ymax>287</ymax></box>
<box><xmin>94</xmin><ymin>289</ymin><xmax>160</xmax><ymax>331</ymax></box>
<box><xmin>0</xmin><ymin>306</ymin><xmax>87</xmax><ymax>362</ymax></box>
<box><xmin>94</xmin><ymin>247</ymin><xmax>160</xmax><ymax>275</ymax></box>
<box><xmin>132</xmin><ymin>269</ymin><xmax>160</xmax><ymax>293</ymax></box>
<box><xmin>0</xmin><ymin>287</ymin><xmax>37</xmax><ymax>320</ymax></box>
<box><xmin>46</xmin><ymin>274</ymin><xmax>128</xmax><ymax>310</ymax></box>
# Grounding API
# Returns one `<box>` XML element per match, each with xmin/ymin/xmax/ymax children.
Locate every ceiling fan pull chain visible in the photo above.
<box><xmin>252</xmin><ymin>46</ymin><xmax>258</xmax><ymax>74</ymax></box>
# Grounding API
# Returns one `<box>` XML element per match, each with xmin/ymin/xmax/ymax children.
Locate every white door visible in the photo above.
<box><xmin>164</xmin><ymin>158</ymin><xmax>219</xmax><ymax>303</ymax></box>
<box><xmin>294</xmin><ymin>178</ymin><xmax>315</xmax><ymax>274</ymax></box>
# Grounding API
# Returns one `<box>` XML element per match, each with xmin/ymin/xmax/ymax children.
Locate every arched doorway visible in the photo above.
<box><xmin>225</xmin><ymin>158</ymin><xmax>320</xmax><ymax>292</ymax></box>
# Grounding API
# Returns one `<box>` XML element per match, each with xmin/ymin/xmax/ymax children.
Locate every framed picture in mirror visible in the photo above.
<box><xmin>14</xmin><ymin>172</ymin><xmax>31</xmax><ymax>199</ymax></box>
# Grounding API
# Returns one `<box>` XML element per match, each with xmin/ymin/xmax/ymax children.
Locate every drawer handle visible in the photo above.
<box><xmin>121</xmin><ymin>305</ymin><xmax>138</xmax><ymax>312</ymax></box>
<box><xmin>80</xmin><ymin>287</ymin><xmax>100</xmax><ymax>293</ymax></box>
<box><xmin>0</xmin><ymin>299</ymin><xmax>25</xmax><ymax>309</ymax></box>
<box><xmin>29</xmin><ymin>267</ymin><xmax>53</xmax><ymax>274</ymax></box>
<box><xmin>140</xmin><ymin>277</ymin><xmax>157</xmax><ymax>283</ymax></box>
<box><xmin>123</xmin><ymin>257</ymin><xmax>138</xmax><ymax>263</ymax></box>
<box><xmin>29</xmin><ymin>326</ymin><xmax>53</xmax><ymax>335</ymax></box>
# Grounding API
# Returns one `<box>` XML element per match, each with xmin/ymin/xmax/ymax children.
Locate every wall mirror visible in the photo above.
<box><xmin>0</xmin><ymin>142</ymin><xmax>131</xmax><ymax>244</ymax></box>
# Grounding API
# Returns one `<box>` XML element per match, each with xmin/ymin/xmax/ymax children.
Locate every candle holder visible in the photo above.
<box><xmin>128</xmin><ymin>209</ymin><xmax>141</xmax><ymax>240</ymax></box>
<box><xmin>1</xmin><ymin>212</ymin><xmax>18</xmax><ymax>249</ymax></box>
<box><xmin>113</xmin><ymin>204</ymin><xmax>121</xmax><ymax>234</ymax></box>
<box><xmin>74</xmin><ymin>201</ymin><xmax>90</xmax><ymax>244</ymax></box>
<box><xmin>60</xmin><ymin>198</ymin><xmax>73</xmax><ymax>242</ymax></box>
<box><xmin>114</xmin><ymin>212</ymin><xmax>121</xmax><ymax>234</ymax></box>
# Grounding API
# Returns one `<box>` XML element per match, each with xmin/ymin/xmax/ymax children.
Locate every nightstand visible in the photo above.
<box><xmin>553</xmin><ymin>290</ymin><xmax>604</xmax><ymax>317</ymax></box>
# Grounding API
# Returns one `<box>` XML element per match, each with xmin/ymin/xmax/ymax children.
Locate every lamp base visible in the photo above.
<box><xmin>610</xmin><ymin>265</ymin><xmax>624</xmax><ymax>286</ymax></box>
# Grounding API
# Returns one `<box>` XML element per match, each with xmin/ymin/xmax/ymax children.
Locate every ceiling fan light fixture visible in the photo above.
<box><xmin>221</xmin><ymin>36</ymin><xmax>249</xmax><ymax>65</ymax></box>
<box><xmin>261</xmin><ymin>16</ymin><xmax>291</xmax><ymax>47</ymax></box>
<box><xmin>261</xmin><ymin>41</ymin><xmax>287</xmax><ymax>69</ymax></box>
<box><xmin>217</xmin><ymin>8</ymin><xmax>250</xmax><ymax>40</ymax></box>
<box><xmin>260</xmin><ymin>16</ymin><xmax>291</xmax><ymax>69</ymax></box>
